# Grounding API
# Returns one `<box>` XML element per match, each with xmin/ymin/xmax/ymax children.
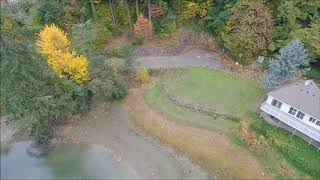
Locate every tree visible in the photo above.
<box><xmin>89</xmin><ymin>0</ymin><xmax>97</xmax><ymax>19</ymax></box>
<box><xmin>262</xmin><ymin>40</ymin><xmax>310</xmax><ymax>89</ymax></box>
<box><xmin>109</xmin><ymin>0</ymin><xmax>117</xmax><ymax>24</ymax></box>
<box><xmin>148</xmin><ymin>0</ymin><xmax>152</xmax><ymax>21</ymax></box>
<box><xmin>291</xmin><ymin>17</ymin><xmax>320</xmax><ymax>62</ymax></box>
<box><xmin>134</xmin><ymin>14</ymin><xmax>154</xmax><ymax>40</ymax></box>
<box><xmin>1</xmin><ymin>8</ymin><xmax>82</xmax><ymax>142</ymax></box>
<box><xmin>36</xmin><ymin>0</ymin><xmax>65</xmax><ymax>27</ymax></box>
<box><xmin>37</xmin><ymin>24</ymin><xmax>88</xmax><ymax>84</ymax></box>
<box><xmin>125</xmin><ymin>0</ymin><xmax>133</xmax><ymax>30</ymax></box>
<box><xmin>272</xmin><ymin>0</ymin><xmax>320</xmax><ymax>55</ymax></box>
<box><xmin>179</xmin><ymin>0</ymin><xmax>213</xmax><ymax>21</ymax></box>
<box><xmin>205</xmin><ymin>0</ymin><xmax>237</xmax><ymax>35</ymax></box>
<box><xmin>221</xmin><ymin>0</ymin><xmax>273</xmax><ymax>63</ymax></box>
<box><xmin>135</xmin><ymin>0</ymin><xmax>139</xmax><ymax>18</ymax></box>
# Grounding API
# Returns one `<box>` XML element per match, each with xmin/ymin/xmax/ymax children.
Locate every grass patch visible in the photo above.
<box><xmin>143</xmin><ymin>67</ymin><xmax>319</xmax><ymax>179</ymax></box>
<box><xmin>162</xmin><ymin>68</ymin><xmax>266</xmax><ymax>116</ymax></box>
<box><xmin>307</xmin><ymin>64</ymin><xmax>320</xmax><ymax>79</ymax></box>
<box><xmin>249</xmin><ymin>114</ymin><xmax>320</xmax><ymax>179</ymax></box>
<box><xmin>143</xmin><ymin>81</ymin><xmax>240</xmax><ymax>142</ymax></box>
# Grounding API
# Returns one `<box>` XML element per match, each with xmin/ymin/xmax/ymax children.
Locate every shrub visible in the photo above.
<box><xmin>70</xmin><ymin>21</ymin><xmax>129</xmax><ymax>102</ymax></box>
<box><xmin>95</xmin><ymin>3</ymin><xmax>113</xmax><ymax>30</ymax></box>
<box><xmin>72</xmin><ymin>85</ymin><xmax>92</xmax><ymax>111</ymax></box>
<box><xmin>120</xmin><ymin>45</ymin><xmax>135</xmax><ymax>71</ymax></box>
<box><xmin>36</xmin><ymin>0</ymin><xmax>65</xmax><ymax>27</ymax></box>
<box><xmin>115</xmin><ymin>1</ymin><xmax>130</xmax><ymax>26</ymax></box>
<box><xmin>92</xmin><ymin>24</ymin><xmax>112</xmax><ymax>49</ymax></box>
<box><xmin>137</xmin><ymin>68</ymin><xmax>150</xmax><ymax>84</ymax></box>
<box><xmin>153</xmin><ymin>13</ymin><xmax>177</xmax><ymax>36</ymax></box>
<box><xmin>131</xmin><ymin>38</ymin><xmax>143</xmax><ymax>46</ymax></box>
<box><xmin>134</xmin><ymin>14</ymin><xmax>154</xmax><ymax>40</ymax></box>
<box><xmin>107</xmin><ymin>46</ymin><xmax>122</xmax><ymax>57</ymax></box>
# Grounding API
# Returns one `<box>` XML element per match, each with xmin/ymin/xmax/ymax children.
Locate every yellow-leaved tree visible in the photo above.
<box><xmin>37</xmin><ymin>24</ymin><xmax>88</xmax><ymax>84</ymax></box>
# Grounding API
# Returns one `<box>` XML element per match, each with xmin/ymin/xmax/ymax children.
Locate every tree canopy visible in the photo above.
<box><xmin>263</xmin><ymin>40</ymin><xmax>310</xmax><ymax>89</ymax></box>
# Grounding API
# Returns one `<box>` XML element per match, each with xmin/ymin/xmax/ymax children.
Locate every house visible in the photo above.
<box><xmin>260</xmin><ymin>80</ymin><xmax>320</xmax><ymax>149</ymax></box>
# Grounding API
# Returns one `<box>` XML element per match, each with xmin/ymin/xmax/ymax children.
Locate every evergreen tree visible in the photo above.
<box><xmin>263</xmin><ymin>40</ymin><xmax>310</xmax><ymax>89</ymax></box>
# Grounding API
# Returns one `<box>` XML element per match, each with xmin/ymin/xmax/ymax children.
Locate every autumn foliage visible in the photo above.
<box><xmin>136</xmin><ymin>67</ymin><xmax>150</xmax><ymax>84</ymax></box>
<box><xmin>134</xmin><ymin>14</ymin><xmax>154</xmax><ymax>40</ymax></box>
<box><xmin>37</xmin><ymin>24</ymin><xmax>88</xmax><ymax>84</ymax></box>
<box><xmin>151</xmin><ymin>4</ymin><xmax>164</xmax><ymax>17</ymax></box>
<box><xmin>179</xmin><ymin>0</ymin><xmax>212</xmax><ymax>20</ymax></box>
<box><xmin>238</xmin><ymin>120</ymin><xmax>267</xmax><ymax>153</ymax></box>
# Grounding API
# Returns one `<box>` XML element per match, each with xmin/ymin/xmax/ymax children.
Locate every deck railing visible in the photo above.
<box><xmin>260</xmin><ymin>102</ymin><xmax>320</xmax><ymax>142</ymax></box>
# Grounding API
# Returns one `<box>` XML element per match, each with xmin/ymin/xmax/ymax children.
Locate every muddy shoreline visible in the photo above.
<box><xmin>14</xmin><ymin>102</ymin><xmax>208</xmax><ymax>179</ymax></box>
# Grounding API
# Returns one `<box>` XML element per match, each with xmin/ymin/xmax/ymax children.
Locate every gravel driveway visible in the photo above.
<box><xmin>114</xmin><ymin>48</ymin><xmax>226</xmax><ymax>70</ymax></box>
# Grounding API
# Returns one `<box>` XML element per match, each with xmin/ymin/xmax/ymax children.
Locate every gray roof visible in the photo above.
<box><xmin>268</xmin><ymin>80</ymin><xmax>320</xmax><ymax>120</ymax></box>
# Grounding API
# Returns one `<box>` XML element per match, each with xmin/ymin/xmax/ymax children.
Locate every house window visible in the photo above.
<box><xmin>296</xmin><ymin>111</ymin><xmax>305</xmax><ymax>120</ymax></box>
<box><xmin>271</xmin><ymin>99</ymin><xmax>282</xmax><ymax>109</ymax></box>
<box><xmin>309</xmin><ymin>117</ymin><xmax>316</xmax><ymax>123</ymax></box>
<box><xmin>288</xmin><ymin>107</ymin><xmax>297</xmax><ymax>115</ymax></box>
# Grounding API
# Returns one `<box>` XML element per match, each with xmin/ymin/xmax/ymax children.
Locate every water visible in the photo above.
<box><xmin>1</xmin><ymin>141</ymin><xmax>139</xmax><ymax>179</ymax></box>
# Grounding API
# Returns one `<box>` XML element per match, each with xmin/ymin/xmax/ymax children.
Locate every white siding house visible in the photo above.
<box><xmin>260</xmin><ymin>80</ymin><xmax>320</xmax><ymax>148</ymax></box>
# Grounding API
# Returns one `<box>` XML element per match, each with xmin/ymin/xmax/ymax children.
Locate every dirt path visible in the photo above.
<box><xmin>126</xmin><ymin>88</ymin><xmax>271</xmax><ymax>179</ymax></box>
<box><xmin>53</xmin><ymin>102</ymin><xmax>207</xmax><ymax>179</ymax></box>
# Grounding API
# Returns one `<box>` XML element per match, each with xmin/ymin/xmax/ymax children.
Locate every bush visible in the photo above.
<box><xmin>88</xmin><ymin>65</ymin><xmax>128</xmax><ymax>101</ymax></box>
<box><xmin>70</xmin><ymin>23</ymin><xmax>129</xmax><ymax>102</ymax></box>
<box><xmin>131</xmin><ymin>38</ymin><xmax>143</xmax><ymax>46</ymax></box>
<box><xmin>107</xmin><ymin>47</ymin><xmax>122</xmax><ymax>57</ymax></box>
<box><xmin>120</xmin><ymin>45</ymin><xmax>135</xmax><ymax>71</ymax></box>
<box><xmin>153</xmin><ymin>14</ymin><xmax>177</xmax><ymax>36</ymax></box>
<box><xmin>95</xmin><ymin>3</ymin><xmax>113</xmax><ymax>30</ymax></box>
<box><xmin>72</xmin><ymin>86</ymin><xmax>92</xmax><ymax>111</ymax></box>
<box><xmin>92</xmin><ymin>24</ymin><xmax>112</xmax><ymax>49</ymax></box>
<box><xmin>36</xmin><ymin>0</ymin><xmax>65</xmax><ymax>27</ymax></box>
<box><xmin>137</xmin><ymin>68</ymin><xmax>150</xmax><ymax>84</ymax></box>
<box><xmin>115</xmin><ymin>1</ymin><xmax>130</xmax><ymax>26</ymax></box>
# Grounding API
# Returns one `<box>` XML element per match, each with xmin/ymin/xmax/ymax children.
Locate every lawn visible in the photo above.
<box><xmin>161</xmin><ymin>68</ymin><xmax>266</xmax><ymax>116</ymax></box>
<box><xmin>143</xmin><ymin>67</ymin><xmax>320</xmax><ymax>179</ymax></box>
<box><xmin>307</xmin><ymin>64</ymin><xmax>320</xmax><ymax>79</ymax></box>
<box><xmin>143</xmin><ymin>81</ymin><xmax>240</xmax><ymax>142</ymax></box>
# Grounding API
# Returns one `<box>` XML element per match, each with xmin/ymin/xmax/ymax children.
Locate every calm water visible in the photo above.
<box><xmin>1</xmin><ymin>141</ymin><xmax>139</xmax><ymax>179</ymax></box>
